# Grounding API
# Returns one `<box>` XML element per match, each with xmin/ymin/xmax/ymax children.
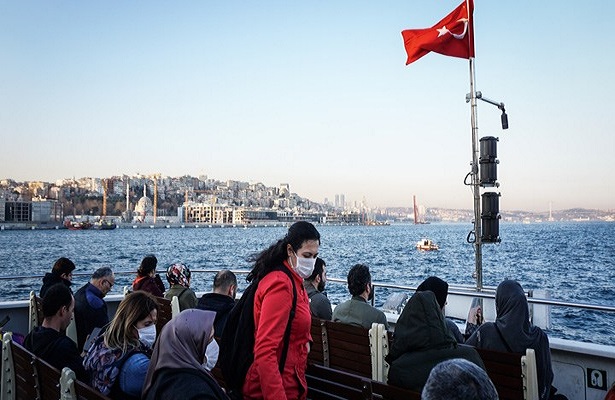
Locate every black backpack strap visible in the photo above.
<box><xmin>277</xmin><ymin>266</ymin><xmax>297</xmax><ymax>375</ymax></box>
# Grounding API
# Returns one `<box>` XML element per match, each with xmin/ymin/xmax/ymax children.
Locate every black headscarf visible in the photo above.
<box><xmin>416</xmin><ymin>276</ymin><xmax>448</xmax><ymax>309</ymax></box>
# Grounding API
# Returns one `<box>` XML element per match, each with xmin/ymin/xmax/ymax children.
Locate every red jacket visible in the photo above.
<box><xmin>243</xmin><ymin>261</ymin><xmax>312</xmax><ymax>400</ymax></box>
<box><xmin>132</xmin><ymin>274</ymin><xmax>165</xmax><ymax>297</ymax></box>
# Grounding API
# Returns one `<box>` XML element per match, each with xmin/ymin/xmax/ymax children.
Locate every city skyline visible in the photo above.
<box><xmin>1</xmin><ymin>1</ymin><xmax>613</xmax><ymax>212</ymax></box>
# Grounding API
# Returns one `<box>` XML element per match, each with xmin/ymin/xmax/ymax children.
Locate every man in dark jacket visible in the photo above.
<box><xmin>39</xmin><ymin>257</ymin><xmax>75</xmax><ymax>298</ymax></box>
<box><xmin>303</xmin><ymin>257</ymin><xmax>332</xmax><ymax>320</ymax></box>
<box><xmin>24</xmin><ymin>283</ymin><xmax>88</xmax><ymax>381</ymax></box>
<box><xmin>386</xmin><ymin>291</ymin><xmax>485</xmax><ymax>392</ymax></box>
<box><xmin>74</xmin><ymin>266</ymin><xmax>114</xmax><ymax>351</ymax></box>
<box><xmin>197</xmin><ymin>269</ymin><xmax>237</xmax><ymax>337</ymax></box>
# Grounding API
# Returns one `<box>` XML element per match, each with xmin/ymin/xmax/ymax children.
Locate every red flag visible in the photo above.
<box><xmin>402</xmin><ymin>0</ymin><xmax>474</xmax><ymax>65</ymax></box>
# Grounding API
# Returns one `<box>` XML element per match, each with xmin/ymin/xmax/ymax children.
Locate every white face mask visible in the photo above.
<box><xmin>202</xmin><ymin>339</ymin><xmax>219</xmax><ymax>371</ymax></box>
<box><xmin>293</xmin><ymin>252</ymin><xmax>317</xmax><ymax>279</ymax></box>
<box><xmin>138</xmin><ymin>324</ymin><xmax>157</xmax><ymax>348</ymax></box>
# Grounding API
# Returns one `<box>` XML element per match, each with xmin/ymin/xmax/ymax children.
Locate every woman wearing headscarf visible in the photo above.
<box><xmin>386</xmin><ymin>291</ymin><xmax>485</xmax><ymax>392</ymax></box>
<box><xmin>466</xmin><ymin>279</ymin><xmax>555</xmax><ymax>400</ymax></box>
<box><xmin>132</xmin><ymin>255</ymin><xmax>165</xmax><ymax>297</ymax></box>
<box><xmin>83</xmin><ymin>291</ymin><xmax>159</xmax><ymax>399</ymax></box>
<box><xmin>165</xmin><ymin>263</ymin><xmax>198</xmax><ymax>311</ymax></box>
<box><xmin>142</xmin><ymin>309</ymin><xmax>229</xmax><ymax>400</ymax></box>
<box><xmin>416</xmin><ymin>276</ymin><xmax>464</xmax><ymax>343</ymax></box>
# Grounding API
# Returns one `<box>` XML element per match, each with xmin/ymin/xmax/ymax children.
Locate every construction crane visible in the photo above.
<box><xmin>102</xmin><ymin>179</ymin><xmax>108</xmax><ymax>218</ymax></box>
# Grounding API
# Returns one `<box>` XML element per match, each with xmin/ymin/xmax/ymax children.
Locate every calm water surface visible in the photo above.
<box><xmin>1</xmin><ymin>222</ymin><xmax>613</xmax><ymax>345</ymax></box>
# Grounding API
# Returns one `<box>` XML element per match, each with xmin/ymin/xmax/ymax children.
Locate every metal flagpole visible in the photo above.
<box><xmin>466</xmin><ymin>0</ymin><xmax>482</xmax><ymax>292</ymax></box>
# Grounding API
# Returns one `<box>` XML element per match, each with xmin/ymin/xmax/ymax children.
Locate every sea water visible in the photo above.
<box><xmin>0</xmin><ymin>222</ymin><xmax>613</xmax><ymax>345</ymax></box>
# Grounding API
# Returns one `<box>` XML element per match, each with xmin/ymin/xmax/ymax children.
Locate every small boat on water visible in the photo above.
<box><xmin>416</xmin><ymin>238</ymin><xmax>439</xmax><ymax>251</ymax></box>
<box><xmin>63</xmin><ymin>220</ymin><xmax>93</xmax><ymax>230</ymax></box>
<box><xmin>93</xmin><ymin>220</ymin><xmax>117</xmax><ymax>230</ymax></box>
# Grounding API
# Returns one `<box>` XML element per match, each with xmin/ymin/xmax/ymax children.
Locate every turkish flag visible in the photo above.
<box><xmin>402</xmin><ymin>0</ymin><xmax>474</xmax><ymax>65</ymax></box>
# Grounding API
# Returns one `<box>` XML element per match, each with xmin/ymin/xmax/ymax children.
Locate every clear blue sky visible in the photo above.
<box><xmin>1</xmin><ymin>1</ymin><xmax>613</xmax><ymax>212</ymax></box>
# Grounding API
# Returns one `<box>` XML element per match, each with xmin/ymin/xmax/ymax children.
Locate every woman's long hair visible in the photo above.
<box><xmin>104</xmin><ymin>290</ymin><xmax>158</xmax><ymax>353</ymax></box>
<box><xmin>247</xmin><ymin>221</ymin><xmax>320</xmax><ymax>283</ymax></box>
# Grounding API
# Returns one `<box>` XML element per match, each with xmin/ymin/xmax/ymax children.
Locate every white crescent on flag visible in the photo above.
<box><xmin>436</xmin><ymin>18</ymin><xmax>469</xmax><ymax>39</ymax></box>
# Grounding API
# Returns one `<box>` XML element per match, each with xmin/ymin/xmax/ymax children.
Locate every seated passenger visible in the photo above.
<box><xmin>304</xmin><ymin>257</ymin><xmax>333</xmax><ymax>320</ymax></box>
<box><xmin>83</xmin><ymin>291</ymin><xmax>158</xmax><ymax>399</ymax></box>
<box><xmin>332</xmin><ymin>264</ymin><xmax>389</xmax><ymax>329</ymax></box>
<box><xmin>416</xmin><ymin>276</ymin><xmax>464</xmax><ymax>343</ymax></box>
<box><xmin>466</xmin><ymin>279</ymin><xmax>555</xmax><ymax>400</ymax></box>
<box><xmin>386</xmin><ymin>291</ymin><xmax>485</xmax><ymax>392</ymax></box>
<box><xmin>197</xmin><ymin>269</ymin><xmax>237</xmax><ymax>337</ymax></box>
<box><xmin>40</xmin><ymin>257</ymin><xmax>76</xmax><ymax>297</ymax></box>
<box><xmin>165</xmin><ymin>263</ymin><xmax>198</xmax><ymax>311</ymax></box>
<box><xmin>74</xmin><ymin>266</ymin><xmax>114</xmax><ymax>351</ymax></box>
<box><xmin>422</xmin><ymin>358</ymin><xmax>498</xmax><ymax>400</ymax></box>
<box><xmin>24</xmin><ymin>283</ymin><xmax>88</xmax><ymax>381</ymax></box>
<box><xmin>142</xmin><ymin>309</ymin><xmax>229</xmax><ymax>400</ymax></box>
<box><xmin>132</xmin><ymin>254</ymin><xmax>166</xmax><ymax>297</ymax></box>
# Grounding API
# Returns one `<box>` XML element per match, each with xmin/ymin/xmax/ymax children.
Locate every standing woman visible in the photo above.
<box><xmin>243</xmin><ymin>221</ymin><xmax>320</xmax><ymax>400</ymax></box>
<box><xmin>83</xmin><ymin>291</ymin><xmax>159</xmax><ymax>399</ymax></box>
<box><xmin>132</xmin><ymin>255</ymin><xmax>166</xmax><ymax>297</ymax></box>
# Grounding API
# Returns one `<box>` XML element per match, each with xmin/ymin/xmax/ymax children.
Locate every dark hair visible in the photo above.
<box><xmin>347</xmin><ymin>264</ymin><xmax>371</xmax><ymax>296</ymax></box>
<box><xmin>52</xmin><ymin>257</ymin><xmax>75</xmax><ymax>276</ymax></box>
<box><xmin>138</xmin><ymin>255</ymin><xmax>158</xmax><ymax>276</ymax></box>
<box><xmin>42</xmin><ymin>283</ymin><xmax>73</xmax><ymax>318</ymax></box>
<box><xmin>306</xmin><ymin>257</ymin><xmax>326</xmax><ymax>282</ymax></box>
<box><xmin>213</xmin><ymin>269</ymin><xmax>237</xmax><ymax>290</ymax></box>
<box><xmin>91</xmin><ymin>266</ymin><xmax>113</xmax><ymax>280</ymax></box>
<box><xmin>247</xmin><ymin>221</ymin><xmax>320</xmax><ymax>283</ymax></box>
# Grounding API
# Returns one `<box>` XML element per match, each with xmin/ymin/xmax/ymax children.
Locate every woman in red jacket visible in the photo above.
<box><xmin>243</xmin><ymin>221</ymin><xmax>320</xmax><ymax>400</ymax></box>
<box><xmin>132</xmin><ymin>255</ymin><xmax>166</xmax><ymax>297</ymax></box>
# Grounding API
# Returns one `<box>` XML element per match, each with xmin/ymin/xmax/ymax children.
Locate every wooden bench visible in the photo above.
<box><xmin>1</xmin><ymin>332</ymin><xmax>111</xmax><ymax>400</ymax></box>
<box><xmin>476</xmin><ymin>347</ymin><xmax>539</xmax><ymax>400</ymax></box>
<box><xmin>308</xmin><ymin>318</ymin><xmax>388</xmax><ymax>380</ymax></box>
<box><xmin>306</xmin><ymin>363</ymin><xmax>420</xmax><ymax>400</ymax></box>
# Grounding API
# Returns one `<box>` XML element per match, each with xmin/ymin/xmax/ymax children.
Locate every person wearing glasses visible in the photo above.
<box><xmin>74</xmin><ymin>266</ymin><xmax>115</xmax><ymax>351</ymax></box>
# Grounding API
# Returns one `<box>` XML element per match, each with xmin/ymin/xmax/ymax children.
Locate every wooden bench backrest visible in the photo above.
<box><xmin>309</xmin><ymin>318</ymin><xmax>327</xmax><ymax>366</ymax></box>
<box><xmin>306</xmin><ymin>363</ymin><xmax>421</xmax><ymax>400</ymax></box>
<box><xmin>154</xmin><ymin>296</ymin><xmax>173</xmax><ymax>334</ymax></box>
<box><xmin>476</xmin><ymin>347</ymin><xmax>524</xmax><ymax>400</ymax></box>
<box><xmin>324</xmin><ymin>320</ymin><xmax>372</xmax><ymax>378</ymax></box>
<box><xmin>8</xmin><ymin>339</ymin><xmax>40</xmax><ymax>400</ymax></box>
<box><xmin>35</xmin><ymin>356</ymin><xmax>62</xmax><ymax>400</ymax></box>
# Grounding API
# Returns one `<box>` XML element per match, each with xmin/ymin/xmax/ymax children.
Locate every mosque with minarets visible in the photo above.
<box><xmin>133</xmin><ymin>184</ymin><xmax>153</xmax><ymax>222</ymax></box>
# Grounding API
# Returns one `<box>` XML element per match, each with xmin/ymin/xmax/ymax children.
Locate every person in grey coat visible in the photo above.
<box><xmin>332</xmin><ymin>264</ymin><xmax>388</xmax><ymax>329</ymax></box>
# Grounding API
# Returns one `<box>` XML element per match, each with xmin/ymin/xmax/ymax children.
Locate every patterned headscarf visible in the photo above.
<box><xmin>166</xmin><ymin>263</ymin><xmax>191</xmax><ymax>287</ymax></box>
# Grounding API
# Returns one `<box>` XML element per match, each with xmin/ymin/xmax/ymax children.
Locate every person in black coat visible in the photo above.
<box><xmin>40</xmin><ymin>257</ymin><xmax>75</xmax><ymax>298</ymax></box>
<box><xmin>24</xmin><ymin>283</ymin><xmax>88</xmax><ymax>381</ymax></box>
<box><xmin>74</xmin><ymin>266</ymin><xmax>114</xmax><ymax>351</ymax></box>
<box><xmin>197</xmin><ymin>269</ymin><xmax>237</xmax><ymax>337</ymax></box>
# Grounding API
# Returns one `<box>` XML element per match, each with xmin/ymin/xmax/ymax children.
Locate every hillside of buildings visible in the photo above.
<box><xmin>1</xmin><ymin>175</ymin><xmax>613</xmax><ymax>225</ymax></box>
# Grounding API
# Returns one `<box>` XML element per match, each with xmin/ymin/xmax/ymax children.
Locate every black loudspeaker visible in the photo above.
<box><xmin>481</xmin><ymin>192</ymin><xmax>501</xmax><ymax>243</ymax></box>
<box><xmin>479</xmin><ymin>137</ymin><xmax>499</xmax><ymax>187</ymax></box>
